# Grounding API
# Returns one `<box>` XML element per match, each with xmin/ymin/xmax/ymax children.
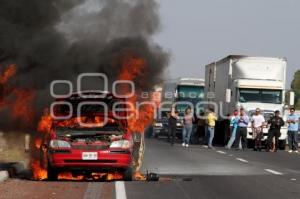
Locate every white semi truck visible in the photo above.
<box><xmin>205</xmin><ymin>55</ymin><xmax>292</xmax><ymax>148</ymax></box>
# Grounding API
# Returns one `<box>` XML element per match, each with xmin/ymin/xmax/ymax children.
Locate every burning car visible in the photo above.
<box><xmin>39</xmin><ymin>91</ymin><xmax>134</xmax><ymax>181</ymax></box>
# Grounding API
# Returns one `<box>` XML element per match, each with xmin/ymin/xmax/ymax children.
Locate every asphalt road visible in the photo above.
<box><xmin>1</xmin><ymin>138</ymin><xmax>300</xmax><ymax>199</ymax></box>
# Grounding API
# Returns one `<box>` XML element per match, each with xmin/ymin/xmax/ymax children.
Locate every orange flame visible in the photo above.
<box><xmin>58</xmin><ymin>172</ymin><xmax>84</xmax><ymax>181</ymax></box>
<box><xmin>134</xmin><ymin>171</ymin><xmax>146</xmax><ymax>181</ymax></box>
<box><xmin>31</xmin><ymin>160</ymin><xmax>47</xmax><ymax>180</ymax></box>
<box><xmin>118</xmin><ymin>57</ymin><xmax>145</xmax><ymax>81</ymax></box>
<box><xmin>0</xmin><ymin>64</ymin><xmax>35</xmax><ymax>123</ymax></box>
<box><xmin>117</xmin><ymin>56</ymin><xmax>154</xmax><ymax>133</ymax></box>
<box><xmin>35</xmin><ymin>138</ymin><xmax>42</xmax><ymax>149</ymax></box>
<box><xmin>106</xmin><ymin>172</ymin><xmax>124</xmax><ymax>181</ymax></box>
<box><xmin>37</xmin><ymin>109</ymin><xmax>53</xmax><ymax>133</ymax></box>
<box><xmin>11</xmin><ymin>89</ymin><xmax>35</xmax><ymax>123</ymax></box>
<box><xmin>0</xmin><ymin>64</ymin><xmax>16</xmax><ymax>84</ymax></box>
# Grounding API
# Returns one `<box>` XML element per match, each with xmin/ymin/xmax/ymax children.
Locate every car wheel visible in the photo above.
<box><xmin>123</xmin><ymin>167</ymin><xmax>133</xmax><ymax>181</ymax></box>
<box><xmin>47</xmin><ymin>164</ymin><xmax>59</xmax><ymax>181</ymax></box>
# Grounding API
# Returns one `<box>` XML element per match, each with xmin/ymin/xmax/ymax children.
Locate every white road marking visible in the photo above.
<box><xmin>236</xmin><ymin>158</ymin><xmax>248</xmax><ymax>163</ymax></box>
<box><xmin>264</xmin><ymin>169</ymin><xmax>283</xmax><ymax>175</ymax></box>
<box><xmin>115</xmin><ymin>181</ymin><xmax>127</xmax><ymax>199</ymax></box>
<box><xmin>83</xmin><ymin>183</ymin><xmax>102</xmax><ymax>199</ymax></box>
<box><xmin>217</xmin><ymin>150</ymin><xmax>226</xmax><ymax>154</ymax></box>
<box><xmin>290</xmin><ymin>178</ymin><xmax>297</xmax><ymax>181</ymax></box>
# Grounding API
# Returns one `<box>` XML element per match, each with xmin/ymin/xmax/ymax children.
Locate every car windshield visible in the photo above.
<box><xmin>239</xmin><ymin>89</ymin><xmax>282</xmax><ymax>104</ymax></box>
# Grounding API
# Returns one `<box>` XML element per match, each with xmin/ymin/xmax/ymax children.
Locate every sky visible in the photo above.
<box><xmin>153</xmin><ymin>0</ymin><xmax>300</xmax><ymax>88</ymax></box>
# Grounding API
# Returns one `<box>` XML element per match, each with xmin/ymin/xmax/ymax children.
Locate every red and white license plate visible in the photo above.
<box><xmin>82</xmin><ymin>152</ymin><xmax>98</xmax><ymax>160</ymax></box>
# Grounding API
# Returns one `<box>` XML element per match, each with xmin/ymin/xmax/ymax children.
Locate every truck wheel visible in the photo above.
<box><xmin>123</xmin><ymin>167</ymin><xmax>133</xmax><ymax>181</ymax></box>
<box><xmin>278</xmin><ymin>140</ymin><xmax>286</xmax><ymax>150</ymax></box>
<box><xmin>47</xmin><ymin>164</ymin><xmax>59</xmax><ymax>181</ymax></box>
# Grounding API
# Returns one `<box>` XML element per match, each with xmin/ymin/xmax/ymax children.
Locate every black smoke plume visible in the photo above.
<box><xmin>0</xmin><ymin>0</ymin><xmax>169</xmax><ymax>130</ymax></box>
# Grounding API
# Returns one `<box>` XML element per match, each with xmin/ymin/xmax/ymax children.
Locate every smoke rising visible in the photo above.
<box><xmin>0</xmin><ymin>0</ymin><xmax>169</xmax><ymax>130</ymax></box>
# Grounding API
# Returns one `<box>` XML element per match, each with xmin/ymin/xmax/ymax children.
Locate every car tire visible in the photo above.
<box><xmin>47</xmin><ymin>164</ymin><xmax>59</xmax><ymax>181</ymax></box>
<box><xmin>123</xmin><ymin>167</ymin><xmax>133</xmax><ymax>181</ymax></box>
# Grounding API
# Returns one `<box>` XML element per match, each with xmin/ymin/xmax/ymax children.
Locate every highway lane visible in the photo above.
<box><xmin>0</xmin><ymin>138</ymin><xmax>300</xmax><ymax>199</ymax></box>
<box><xmin>141</xmin><ymin>139</ymin><xmax>267</xmax><ymax>176</ymax></box>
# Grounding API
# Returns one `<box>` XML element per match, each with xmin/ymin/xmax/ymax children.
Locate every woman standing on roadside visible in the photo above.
<box><xmin>168</xmin><ymin>105</ymin><xmax>179</xmax><ymax>146</ymax></box>
<box><xmin>226</xmin><ymin>110</ymin><xmax>240</xmax><ymax>149</ymax></box>
<box><xmin>182</xmin><ymin>107</ymin><xmax>194</xmax><ymax>147</ymax></box>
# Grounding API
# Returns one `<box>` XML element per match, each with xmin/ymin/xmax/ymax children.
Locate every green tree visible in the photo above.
<box><xmin>291</xmin><ymin>70</ymin><xmax>300</xmax><ymax>109</ymax></box>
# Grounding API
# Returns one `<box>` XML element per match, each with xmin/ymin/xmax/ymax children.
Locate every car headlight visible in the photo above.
<box><xmin>50</xmin><ymin>140</ymin><xmax>71</xmax><ymax>149</ymax></box>
<box><xmin>154</xmin><ymin>122</ymin><xmax>163</xmax><ymax>127</ymax></box>
<box><xmin>110</xmin><ymin>140</ymin><xmax>131</xmax><ymax>149</ymax></box>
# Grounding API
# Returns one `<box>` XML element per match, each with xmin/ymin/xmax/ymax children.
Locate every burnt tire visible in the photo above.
<box><xmin>47</xmin><ymin>164</ymin><xmax>59</xmax><ymax>181</ymax></box>
<box><xmin>123</xmin><ymin>167</ymin><xmax>133</xmax><ymax>181</ymax></box>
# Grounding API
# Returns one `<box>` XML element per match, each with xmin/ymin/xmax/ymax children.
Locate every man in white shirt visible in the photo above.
<box><xmin>251</xmin><ymin>108</ymin><xmax>266</xmax><ymax>151</ymax></box>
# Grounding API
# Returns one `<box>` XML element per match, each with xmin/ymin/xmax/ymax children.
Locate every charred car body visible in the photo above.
<box><xmin>40</xmin><ymin>91</ymin><xmax>133</xmax><ymax>180</ymax></box>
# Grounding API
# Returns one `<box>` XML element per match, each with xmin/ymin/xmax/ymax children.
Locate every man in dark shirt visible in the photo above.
<box><xmin>267</xmin><ymin>110</ymin><xmax>285</xmax><ymax>152</ymax></box>
<box><xmin>168</xmin><ymin>105</ymin><xmax>179</xmax><ymax>146</ymax></box>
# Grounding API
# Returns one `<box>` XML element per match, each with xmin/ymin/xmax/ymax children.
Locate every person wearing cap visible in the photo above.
<box><xmin>234</xmin><ymin>108</ymin><xmax>249</xmax><ymax>150</ymax></box>
<box><xmin>287</xmin><ymin>107</ymin><xmax>299</xmax><ymax>153</ymax></box>
<box><xmin>267</xmin><ymin>110</ymin><xmax>284</xmax><ymax>152</ymax></box>
<box><xmin>251</xmin><ymin>108</ymin><xmax>265</xmax><ymax>151</ymax></box>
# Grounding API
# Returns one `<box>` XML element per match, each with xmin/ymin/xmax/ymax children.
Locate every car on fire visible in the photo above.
<box><xmin>39</xmin><ymin>91</ymin><xmax>134</xmax><ymax>181</ymax></box>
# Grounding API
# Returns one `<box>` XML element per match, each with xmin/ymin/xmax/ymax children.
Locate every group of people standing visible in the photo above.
<box><xmin>168</xmin><ymin>105</ymin><xmax>299</xmax><ymax>153</ymax></box>
<box><xmin>168</xmin><ymin>105</ymin><xmax>217</xmax><ymax>148</ymax></box>
<box><xmin>225</xmin><ymin>107</ymin><xmax>299</xmax><ymax>153</ymax></box>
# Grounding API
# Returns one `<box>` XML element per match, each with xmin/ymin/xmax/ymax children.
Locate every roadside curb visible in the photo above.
<box><xmin>0</xmin><ymin>170</ymin><xmax>9</xmax><ymax>182</ymax></box>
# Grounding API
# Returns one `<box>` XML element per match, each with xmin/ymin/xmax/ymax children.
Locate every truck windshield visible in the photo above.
<box><xmin>239</xmin><ymin>89</ymin><xmax>282</xmax><ymax>104</ymax></box>
<box><xmin>176</xmin><ymin>85</ymin><xmax>205</xmax><ymax>115</ymax></box>
<box><xmin>177</xmin><ymin>85</ymin><xmax>204</xmax><ymax>99</ymax></box>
